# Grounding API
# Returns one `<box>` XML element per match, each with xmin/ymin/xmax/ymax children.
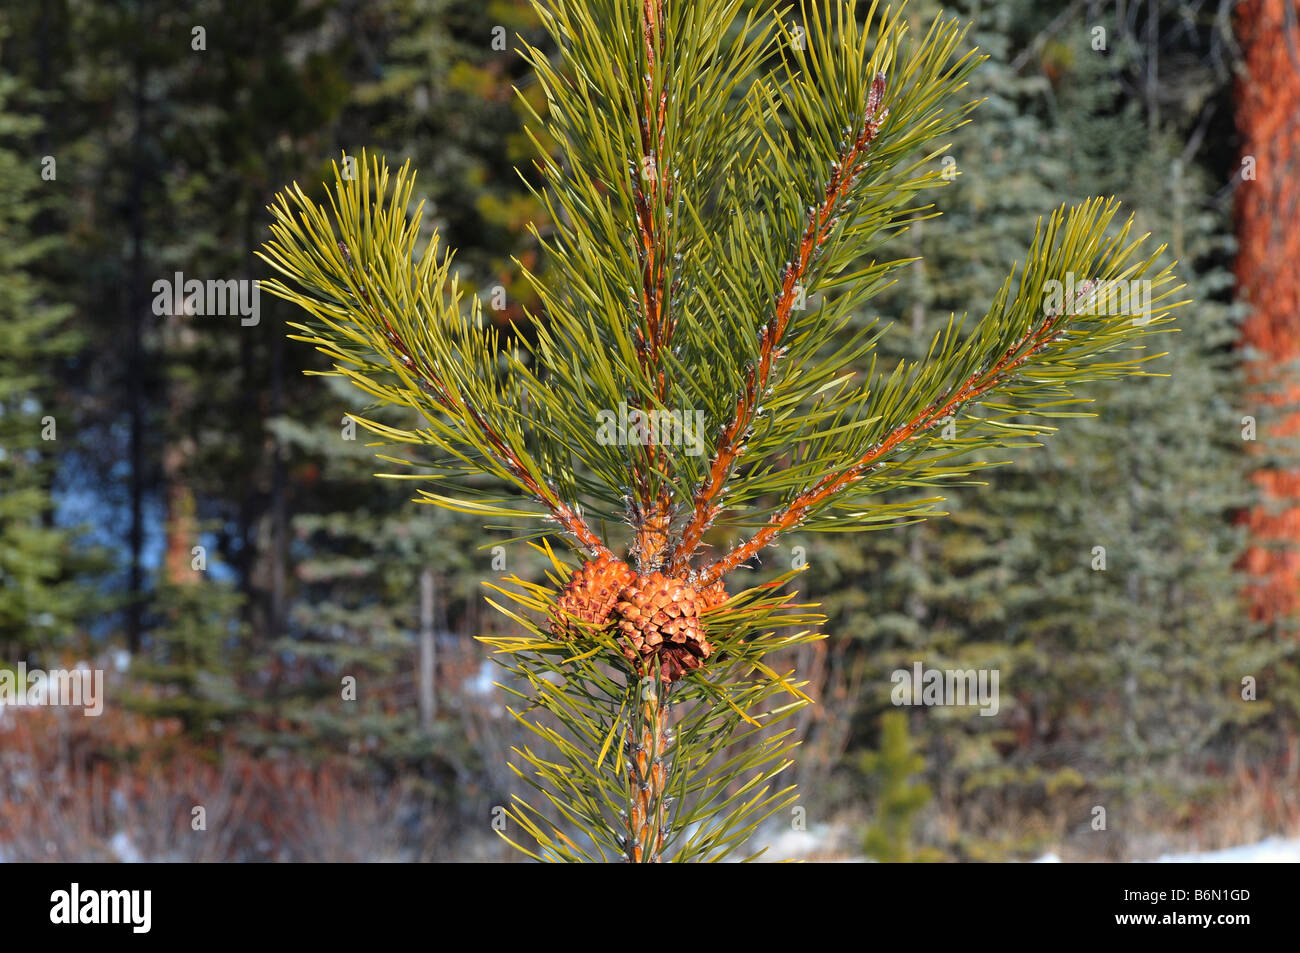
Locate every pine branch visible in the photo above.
<box><xmin>673</xmin><ymin>72</ymin><xmax>889</xmax><ymax>573</ymax></box>
<box><xmin>482</xmin><ymin>550</ymin><xmax>824</xmax><ymax>862</ymax></box>
<box><xmin>628</xmin><ymin>0</ymin><xmax>676</xmax><ymax>572</ymax></box>
<box><xmin>263</xmin><ymin>0</ymin><xmax>1188</xmax><ymax>863</ymax></box>
<box><xmin>700</xmin><ymin>288</ymin><xmax>1072</xmax><ymax>582</ymax></box>
<box><xmin>699</xmin><ymin>199</ymin><xmax>1185</xmax><ymax>582</ymax></box>
<box><xmin>259</xmin><ymin>155</ymin><xmax>612</xmax><ymax>558</ymax></box>
<box><xmin>372</xmin><ymin>304</ymin><xmax>612</xmax><ymax>557</ymax></box>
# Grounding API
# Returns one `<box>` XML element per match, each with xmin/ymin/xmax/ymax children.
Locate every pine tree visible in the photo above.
<box><xmin>0</xmin><ymin>44</ymin><xmax>100</xmax><ymax>659</ymax></box>
<box><xmin>80</xmin><ymin>0</ymin><xmax>356</xmax><ymax>738</ymax></box>
<box><xmin>243</xmin><ymin>1</ymin><xmax>560</xmax><ymax>782</ymax></box>
<box><xmin>256</xmin><ymin>376</ymin><xmax>483</xmax><ymax>775</ymax></box>
<box><xmin>1234</xmin><ymin>0</ymin><xmax>1300</xmax><ymax>627</ymax></box>
<box><xmin>812</xmin><ymin>0</ymin><xmax>1264</xmax><ymax>853</ymax></box>
<box><xmin>261</xmin><ymin>0</ymin><xmax>1182</xmax><ymax>861</ymax></box>
<box><xmin>860</xmin><ymin>711</ymin><xmax>938</xmax><ymax>862</ymax></box>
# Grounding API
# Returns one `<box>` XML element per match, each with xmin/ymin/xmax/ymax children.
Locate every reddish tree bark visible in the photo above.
<box><xmin>1236</xmin><ymin>0</ymin><xmax>1300</xmax><ymax>621</ymax></box>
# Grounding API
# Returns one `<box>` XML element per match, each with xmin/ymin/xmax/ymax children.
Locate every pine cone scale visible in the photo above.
<box><xmin>549</xmin><ymin>555</ymin><xmax>636</xmax><ymax>638</ymax></box>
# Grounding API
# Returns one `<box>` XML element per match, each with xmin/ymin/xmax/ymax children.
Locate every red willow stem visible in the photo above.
<box><xmin>696</xmin><ymin>282</ymin><xmax>1092</xmax><ymax>586</ymax></box>
<box><xmin>671</xmin><ymin>73</ymin><xmax>889</xmax><ymax>575</ymax></box>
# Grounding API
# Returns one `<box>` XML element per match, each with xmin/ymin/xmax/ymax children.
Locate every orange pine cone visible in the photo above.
<box><xmin>550</xmin><ymin>555</ymin><xmax>636</xmax><ymax>638</ymax></box>
<box><xmin>698</xmin><ymin>577</ymin><xmax>728</xmax><ymax>611</ymax></box>
<box><xmin>613</xmin><ymin>572</ymin><xmax>714</xmax><ymax>683</ymax></box>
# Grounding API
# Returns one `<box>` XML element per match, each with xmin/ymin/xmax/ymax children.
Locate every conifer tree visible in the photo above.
<box><xmin>262</xmin><ymin>0</ymin><xmax>1182</xmax><ymax>861</ymax></box>
<box><xmin>1235</xmin><ymin>0</ymin><xmax>1300</xmax><ymax>626</ymax></box>
<box><xmin>0</xmin><ymin>48</ymin><xmax>99</xmax><ymax>658</ymax></box>
<box><xmin>822</xmin><ymin>0</ymin><xmax>1259</xmax><ymax>843</ymax></box>
<box><xmin>341</xmin><ymin>0</ymin><xmax>549</xmax><ymax>318</ymax></box>
<box><xmin>258</xmin><ymin>376</ymin><xmax>482</xmax><ymax>772</ymax></box>
<box><xmin>860</xmin><ymin>711</ymin><xmax>937</xmax><ymax>862</ymax></box>
<box><xmin>252</xmin><ymin>1</ymin><xmax>552</xmax><ymax>775</ymax></box>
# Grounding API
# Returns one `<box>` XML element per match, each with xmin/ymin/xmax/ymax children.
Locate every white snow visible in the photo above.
<box><xmin>1030</xmin><ymin>837</ymin><xmax>1300</xmax><ymax>864</ymax></box>
<box><xmin>1149</xmin><ymin>837</ymin><xmax>1300</xmax><ymax>863</ymax></box>
<box><xmin>109</xmin><ymin>831</ymin><xmax>143</xmax><ymax>863</ymax></box>
<box><xmin>759</xmin><ymin>823</ymin><xmax>854</xmax><ymax>860</ymax></box>
<box><xmin>755</xmin><ymin>820</ymin><xmax>1300</xmax><ymax>863</ymax></box>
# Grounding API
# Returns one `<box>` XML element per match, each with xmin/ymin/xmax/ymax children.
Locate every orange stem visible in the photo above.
<box><xmin>697</xmin><ymin>284</ymin><xmax>1086</xmax><ymax>586</ymax></box>
<box><xmin>672</xmin><ymin>74</ymin><xmax>889</xmax><ymax>574</ymax></box>
<box><xmin>625</xmin><ymin>678</ymin><xmax>671</xmax><ymax>862</ymax></box>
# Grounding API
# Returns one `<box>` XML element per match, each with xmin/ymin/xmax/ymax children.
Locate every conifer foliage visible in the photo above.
<box><xmin>0</xmin><ymin>56</ymin><xmax>95</xmax><ymax>653</ymax></box>
<box><xmin>261</xmin><ymin>0</ymin><xmax>1183</xmax><ymax>861</ymax></box>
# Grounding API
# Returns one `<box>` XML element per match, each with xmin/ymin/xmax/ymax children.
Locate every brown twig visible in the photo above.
<box><xmin>629</xmin><ymin>0</ymin><xmax>677</xmax><ymax>572</ymax></box>
<box><xmin>374</xmin><ymin>308</ymin><xmax>611</xmax><ymax>559</ymax></box>
<box><xmin>624</xmin><ymin>678</ymin><xmax>670</xmax><ymax>862</ymax></box>
<box><xmin>671</xmin><ymin>73</ymin><xmax>890</xmax><ymax>574</ymax></box>
<box><xmin>696</xmin><ymin>281</ymin><xmax>1092</xmax><ymax>586</ymax></box>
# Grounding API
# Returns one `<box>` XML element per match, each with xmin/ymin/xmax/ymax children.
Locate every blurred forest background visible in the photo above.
<box><xmin>2</xmin><ymin>0</ymin><xmax>1300</xmax><ymax>862</ymax></box>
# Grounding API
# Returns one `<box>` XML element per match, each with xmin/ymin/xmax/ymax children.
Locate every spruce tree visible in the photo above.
<box><xmin>340</xmin><ymin>0</ymin><xmax>549</xmax><ymax>315</ymax></box>
<box><xmin>261</xmin><ymin>0</ymin><xmax>1183</xmax><ymax>861</ymax></box>
<box><xmin>0</xmin><ymin>49</ymin><xmax>98</xmax><ymax>659</ymax></box>
<box><xmin>258</xmin><ymin>376</ymin><xmax>482</xmax><ymax>775</ymax></box>
<box><xmin>250</xmin><ymin>1</ymin><xmax>556</xmax><ymax>779</ymax></box>
<box><xmin>860</xmin><ymin>711</ymin><xmax>937</xmax><ymax>862</ymax></box>
<box><xmin>821</xmin><ymin>0</ymin><xmax>1262</xmax><ymax>852</ymax></box>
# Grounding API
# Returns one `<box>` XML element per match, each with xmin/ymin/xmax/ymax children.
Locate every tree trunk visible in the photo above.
<box><xmin>126</xmin><ymin>49</ymin><xmax>147</xmax><ymax>654</ymax></box>
<box><xmin>269</xmin><ymin>308</ymin><xmax>287</xmax><ymax>640</ymax></box>
<box><xmin>163</xmin><ymin>284</ymin><xmax>199</xmax><ymax>588</ymax></box>
<box><xmin>1235</xmin><ymin>0</ymin><xmax>1300</xmax><ymax>622</ymax></box>
<box><xmin>418</xmin><ymin>567</ymin><xmax>438</xmax><ymax>731</ymax></box>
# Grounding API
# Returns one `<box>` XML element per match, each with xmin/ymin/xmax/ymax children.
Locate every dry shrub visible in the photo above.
<box><xmin>0</xmin><ymin>706</ymin><xmax>452</xmax><ymax>862</ymax></box>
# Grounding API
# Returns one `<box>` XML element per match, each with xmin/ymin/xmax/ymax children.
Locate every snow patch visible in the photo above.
<box><xmin>1150</xmin><ymin>837</ymin><xmax>1300</xmax><ymax>864</ymax></box>
<box><xmin>1029</xmin><ymin>837</ymin><xmax>1300</xmax><ymax>864</ymax></box>
<box><xmin>109</xmin><ymin>831</ymin><xmax>143</xmax><ymax>863</ymax></box>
